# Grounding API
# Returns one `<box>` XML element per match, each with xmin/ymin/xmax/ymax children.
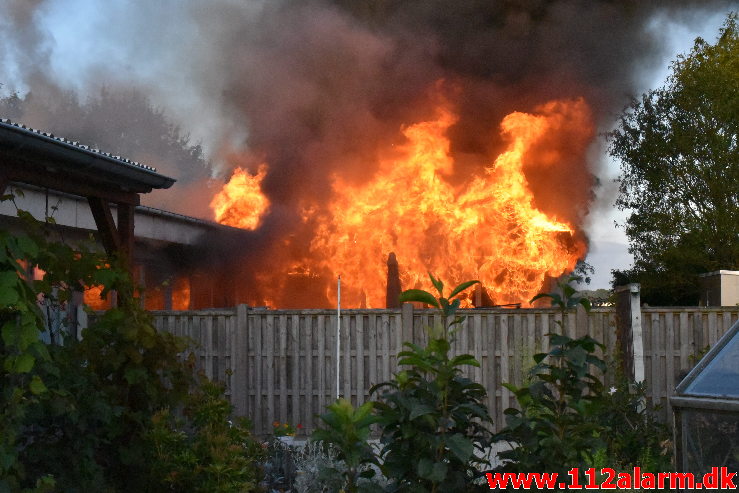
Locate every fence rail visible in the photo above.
<box><xmin>152</xmin><ymin>306</ymin><xmax>739</xmax><ymax>435</ymax></box>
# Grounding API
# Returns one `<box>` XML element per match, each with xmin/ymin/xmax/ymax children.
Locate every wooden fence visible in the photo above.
<box><xmin>152</xmin><ymin>306</ymin><xmax>739</xmax><ymax>436</ymax></box>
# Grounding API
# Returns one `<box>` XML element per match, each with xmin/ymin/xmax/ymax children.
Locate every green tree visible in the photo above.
<box><xmin>609</xmin><ymin>13</ymin><xmax>739</xmax><ymax>305</ymax></box>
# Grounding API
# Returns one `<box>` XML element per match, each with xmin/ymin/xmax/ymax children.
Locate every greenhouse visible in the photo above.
<box><xmin>671</xmin><ymin>319</ymin><xmax>739</xmax><ymax>479</ymax></box>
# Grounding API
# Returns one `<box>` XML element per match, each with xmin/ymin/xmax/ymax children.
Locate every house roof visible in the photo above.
<box><xmin>0</xmin><ymin>118</ymin><xmax>176</xmax><ymax>203</ymax></box>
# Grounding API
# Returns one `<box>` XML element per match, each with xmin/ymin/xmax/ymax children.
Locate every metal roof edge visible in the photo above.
<box><xmin>0</xmin><ymin>118</ymin><xmax>176</xmax><ymax>190</ymax></box>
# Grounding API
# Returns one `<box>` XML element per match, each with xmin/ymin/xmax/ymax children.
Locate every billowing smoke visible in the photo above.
<box><xmin>0</xmin><ymin>0</ymin><xmax>734</xmax><ymax>307</ymax></box>
<box><xmin>195</xmin><ymin>0</ymin><xmax>732</xmax><ymax>306</ymax></box>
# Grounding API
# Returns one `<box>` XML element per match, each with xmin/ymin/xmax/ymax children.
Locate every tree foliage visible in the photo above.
<box><xmin>609</xmin><ymin>13</ymin><xmax>739</xmax><ymax>305</ymax></box>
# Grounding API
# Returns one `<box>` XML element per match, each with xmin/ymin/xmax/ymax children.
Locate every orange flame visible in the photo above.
<box><xmin>310</xmin><ymin>100</ymin><xmax>589</xmax><ymax>307</ymax></box>
<box><xmin>83</xmin><ymin>286</ymin><xmax>111</xmax><ymax>310</ymax></box>
<box><xmin>211</xmin><ymin>99</ymin><xmax>591</xmax><ymax>308</ymax></box>
<box><xmin>210</xmin><ymin>164</ymin><xmax>270</xmax><ymax>230</ymax></box>
<box><xmin>171</xmin><ymin>277</ymin><xmax>191</xmax><ymax>310</ymax></box>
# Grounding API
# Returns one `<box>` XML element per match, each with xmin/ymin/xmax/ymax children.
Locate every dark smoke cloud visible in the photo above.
<box><xmin>198</xmin><ymin>0</ymin><xmax>732</xmax><ymax>248</ymax></box>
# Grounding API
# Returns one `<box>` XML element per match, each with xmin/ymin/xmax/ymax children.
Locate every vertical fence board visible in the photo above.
<box><xmin>381</xmin><ymin>314</ymin><xmax>391</xmax><ymax>383</ymax></box>
<box><xmin>488</xmin><ymin>314</ymin><xmax>498</xmax><ymax>424</ymax></box>
<box><xmin>342</xmin><ymin>315</ymin><xmax>351</xmax><ymax>402</ymax></box>
<box><xmin>473</xmin><ymin>313</ymin><xmax>483</xmax><ymax>385</ymax></box>
<box><xmin>317</xmin><ymin>315</ymin><xmax>326</xmax><ymax>414</ymax></box>
<box><xmin>356</xmin><ymin>314</ymin><xmax>365</xmax><ymax>404</ymax></box>
<box><xmin>500</xmin><ymin>315</ymin><xmax>510</xmax><ymax>411</ymax></box>
<box><xmin>679</xmin><ymin>312</ymin><xmax>690</xmax><ymax>374</ymax></box>
<box><xmin>253</xmin><ymin>314</ymin><xmax>263</xmax><ymax>433</ymax></box>
<box><xmin>265</xmin><ymin>315</ymin><xmax>275</xmax><ymax>428</ymax></box>
<box><xmin>665</xmin><ymin>313</ymin><xmax>675</xmax><ymax>418</ymax></box>
<box><xmin>290</xmin><ymin>314</ymin><xmax>300</xmax><ymax>428</ymax></box>
<box><xmin>368</xmin><ymin>314</ymin><xmax>377</xmax><ymax>391</ymax></box>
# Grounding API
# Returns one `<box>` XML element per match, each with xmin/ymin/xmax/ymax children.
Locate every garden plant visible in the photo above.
<box><xmin>312</xmin><ymin>275</ymin><xmax>494</xmax><ymax>492</ymax></box>
<box><xmin>492</xmin><ymin>277</ymin><xmax>672</xmax><ymax>488</ymax></box>
<box><xmin>0</xmin><ymin>197</ymin><xmax>264</xmax><ymax>492</ymax></box>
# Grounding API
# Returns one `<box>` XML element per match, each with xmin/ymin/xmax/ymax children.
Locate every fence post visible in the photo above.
<box><xmin>234</xmin><ymin>304</ymin><xmax>249</xmax><ymax>416</ymax></box>
<box><xmin>401</xmin><ymin>303</ymin><xmax>414</xmax><ymax>344</ymax></box>
<box><xmin>615</xmin><ymin>284</ymin><xmax>645</xmax><ymax>382</ymax></box>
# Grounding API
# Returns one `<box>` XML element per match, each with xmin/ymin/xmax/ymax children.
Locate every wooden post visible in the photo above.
<box><xmin>615</xmin><ymin>283</ymin><xmax>645</xmax><ymax>382</ymax></box>
<box><xmin>386</xmin><ymin>252</ymin><xmax>401</xmax><ymax>309</ymax></box>
<box><xmin>66</xmin><ymin>290</ymin><xmax>85</xmax><ymax>341</ymax></box>
<box><xmin>164</xmin><ymin>283</ymin><xmax>173</xmax><ymax>311</ymax></box>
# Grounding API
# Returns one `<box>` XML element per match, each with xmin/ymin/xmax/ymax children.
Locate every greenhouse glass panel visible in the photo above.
<box><xmin>684</xmin><ymin>332</ymin><xmax>739</xmax><ymax>397</ymax></box>
<box><xmin>682</xmin><ymin>409</ymin><xmax>739</xmax><ymax>475</ymax></box>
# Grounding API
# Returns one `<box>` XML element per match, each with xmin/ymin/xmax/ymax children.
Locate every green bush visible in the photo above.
<box><xmin>371</xmin><ymin>275</ymin><xmax>493</xmax><ymax>492</ymax></box>
<box><xmin>594</xmin><ymin>378</ymin><xmax>671</xmax><ymax>472</ymax></box>
<box><xmin>0</xmin><ymin>203</ymin><xmax>263</xmax><ymax>492</ymax></box>
<box><xmin>311</xmin><ymin>399</ymin><xmax>381</xmax><ymax>493</ymax></box>
<box><xmin>494</xmin><ymin>331</ymin><xmax>608</xmax><ymax>481</ymax></box>
<box><xmin>493</xmin><ymin>277</ymin><xmax>672</xmax><ymax>486</ymax></box>
<box><xmin>145</xmin><ymin>378</ymin><xmax>265</xmax><ymax>492</ymax></box>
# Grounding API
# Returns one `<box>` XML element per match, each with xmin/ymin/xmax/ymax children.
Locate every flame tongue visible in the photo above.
<box><xmin>210</xmin><ymin>164</ymin><xmax>270</xmax><ymax>230</ymax></box>
<box><xmin>211</xmin><ymin>98</ymin><xmax>591</xmax><ymax>308</ymax></box>
<box><xmin>311</xmin><ymin>99</ymin><xmax>589</xmax><ymax>307</ymax></box>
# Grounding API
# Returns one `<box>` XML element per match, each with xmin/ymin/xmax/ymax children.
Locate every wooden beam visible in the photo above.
<box><xmin>87</xmin><ymin>197</ymin><xmax>120</xmax><ymax>256</ymax></box>
<box><xmin>1</xmin><ymin>161</ymin><xmax>140</xmax><ymax>205</ymax></box>
<box><xmin>117</xmin><ymin>203</ymin><xmax>135</xmax><ymax>269</ymax></box>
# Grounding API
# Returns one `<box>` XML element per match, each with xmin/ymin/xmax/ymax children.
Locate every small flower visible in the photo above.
<box><xmin>609</xmin><ymin>386</ymin><xmax>617</xmax><ymax>395</ymax></box>
<box><xmin>273</xmin><ymin>421</ymin><xmax>280</xmax><ymax>428</ymax></box>
<box><xmin>297</xmin><ymin>423</ymin><xmax>303</xmax><ymax>429</ymax></box>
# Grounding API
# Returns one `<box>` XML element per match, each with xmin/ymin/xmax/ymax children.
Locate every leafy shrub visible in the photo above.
<box><xmin>261</xmin><ymin>436</ymin><xmax>300</xmax><ymax>492</ymax></box>
<box><xmin>371</xmin><ymin>275</ymin><xmax>493</xmax><ymax>492</ymax></box>
<box><xmin>595</xmin><ymin>379</ymin><xmax>672</xmax><ymax>472</ymax></box>
<box><xmin>292</xmin><ymin>441</ymin><xmax>344</xmax><ymax>493</ymax></box>
<box><xmin>1</xmin><ymin>204</ymin><xmax>263</xmax><ymax>491</ymax></box>
<box><xmin>494</xmin><ymin>332</ymin><xmax>608</xmax><ymax>480</ymax></box>
<box><xmin>144</xmin><ymin>378</ymin><xmax>265</xmax><ymax>492</ymax></box>
<box><xmin>493</xmin><ymin>277</ymin><xmax>672</xmax><ymax>485</ymax></box>
<box><xmin>15</xmin><ymin>272</ymin><xmax>199</xmax><ymax>491</ymax></box>
<box><xmin>310</xmin><ymin>399</ymin><xmax>381</xmax><ymax>493</ymax></box>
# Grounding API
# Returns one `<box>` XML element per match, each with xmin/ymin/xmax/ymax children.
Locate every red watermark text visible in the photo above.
<box><xmin>486</xmin><ymin>466</ymin><xmax>737</xmax><ymax>490</ymax></box>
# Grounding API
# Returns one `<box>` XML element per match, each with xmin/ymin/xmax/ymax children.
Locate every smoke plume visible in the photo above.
<box><xmin>0</xmin><ymin>0</ymin><xmax>734</xmax><ymax>306</ymax></box>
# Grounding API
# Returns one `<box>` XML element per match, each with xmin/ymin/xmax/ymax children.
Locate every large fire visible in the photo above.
<box><xmin>212</xmin><ymin>99</ymin><xmax>591</xmax><ymax>308</ymax></box>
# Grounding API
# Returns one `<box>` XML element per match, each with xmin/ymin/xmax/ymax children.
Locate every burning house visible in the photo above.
<box><xmin>2</xmin><ymin>1</ymin><xmax>730</xmax><ymax>311</ymax></box>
